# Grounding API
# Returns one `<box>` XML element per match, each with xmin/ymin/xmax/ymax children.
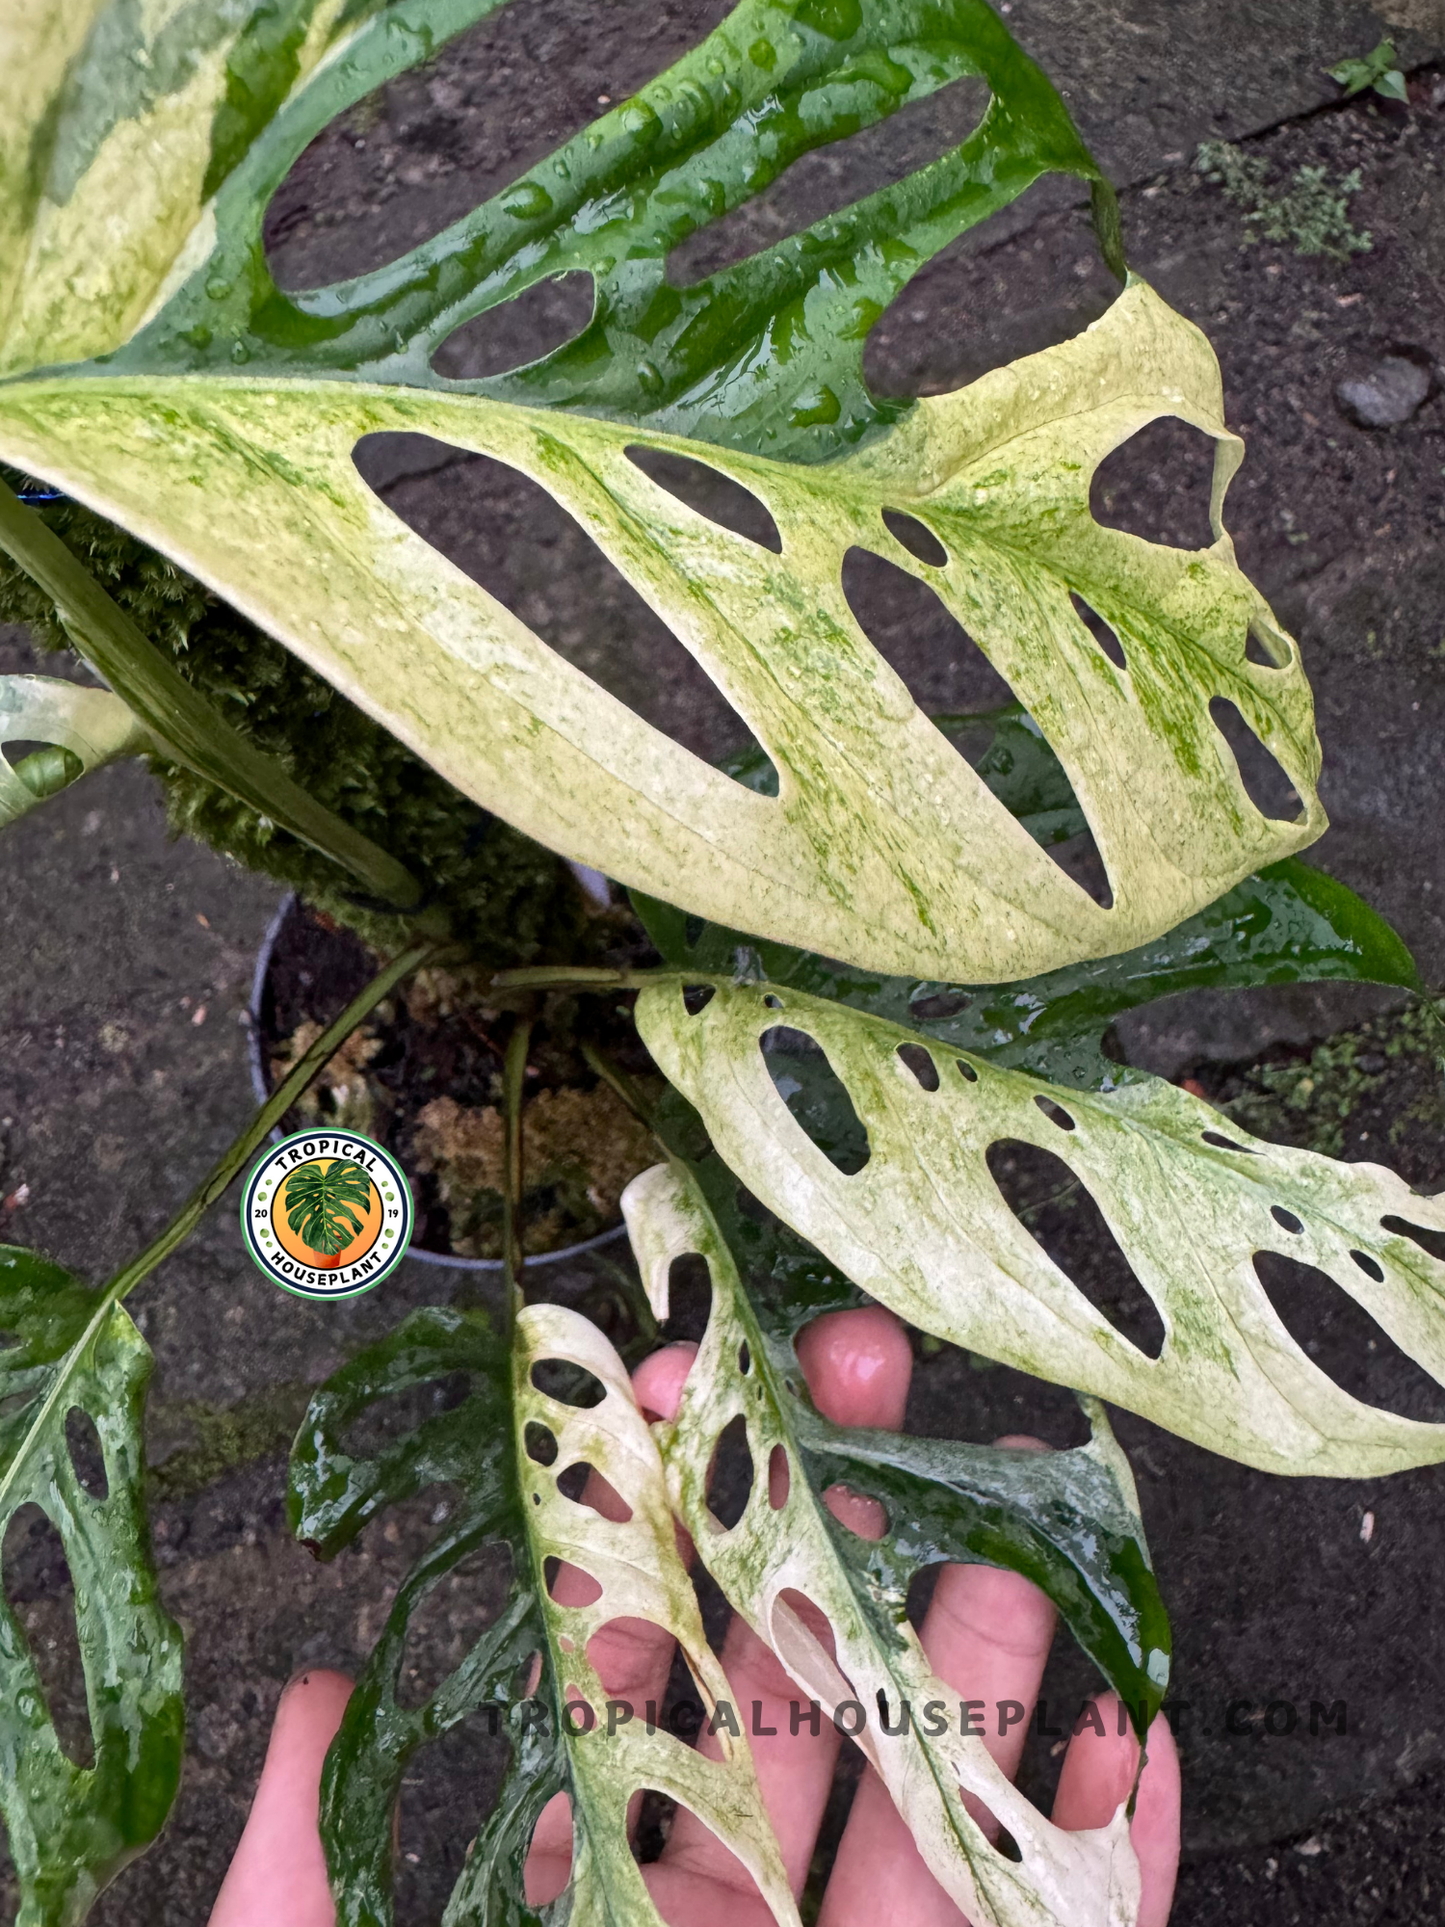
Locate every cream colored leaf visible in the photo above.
<box><xmin>0</xmin><ymin>282</ymin><xmax>1322</xmax><ymax>981</ymax></box>
<box><xmin>0</xmin><ymin>0</ymin><xmax>355</xmax><ymax>375</ymax></box>
<box><xmin>635</xmin><ymin>979</ymin><xmax>1445</xmax><ymax>1477</ymax></box>
<box><xmin>514</xmin><ymin>1301</ymin><xmax>799</xmax><ymax>1927</ymax></box>
<box><xmin>0</xmin><ymin>673</ymin><xmax>151</xmax><ymax>826</ymax></box>
<box><xmin>624</xmin><ymin>1161</ymin><xmax>1141</xmax><ymax>1927</ymax></box>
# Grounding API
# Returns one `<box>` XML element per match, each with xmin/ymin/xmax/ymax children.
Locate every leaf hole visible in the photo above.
<box><xmin>882</xmin><ymin>510</ymin><xmax>947</xmax><ymax>567</ymax></box>
<box><xmin>625</xmin><ymin>446</ymin><xmax>781</xmax><ymax>552</ymax></box>
<box><xmin>932</xmin><ymin>705</ymin><xmax>1089</xmax><ymax>851</ymax></box>
<box><xmin>525</xmin><ymin>1421</ymin><xmax>559</xmax><ymax>1466</ymax></box>
<box><xmin>1209</xmin><ymin>698</ymin><xmax>1304</xmax><ymax>823</ymax></box>
<box><xmin>544</xmin><ymin>1556</ymin><xmax>603</xmax><ymax>1607</ymax></box>
<box><xmin>1381</xmin><ymin>1216</ymin><xmax>1445</xmax><ymax>1265</ymax></box>
<box><xmin>737</xmin><ymin>1341</ymin><xmax>752</xmax><ymax>1375</ymax></box>
<box><xmin>1245</xmin><ymin>620</ymin><xmax>1292</xmax><ymax>669</ymax></box>
<box><xmin>956</xmin><ymin>1058</ymin><xmax>980</xmax><ymax>1084</ymax></box>
<box><xmin>664</xmin><ymin>72</ymin><xmax>990</xmax><ymax>287</ymax></box>
<box><xmin>262</xmin><ymin>0</ymin><xmax>730</xmax><ymax>286</ymax></box>
<box><xmin>64</xmin><ymin>1408</ymin><xmax>107</xmax><ymax>1501</ymax></box>
<box><xmin>523</xmin><ymin>1788</ymin><xmax>573</xmax><ymax>1910</ymax></box>
<box><xmin>584</xmin><ymin>1618</ymin><xmax>662</xmax><ymax>1683</ymax></box>
<box><xmin>910</xmin><ymin>987</ymin><xmax>972</xmax><ymax>1021</ymax></box>
<box><xmin>1252</xmin><ymin>1252</ymin><xmax>1445</xmax><ymax>1422</ymax></box>
<box><xmin>354</xmin><ymin>442</ymin><xmax>755</xmax><ymax>766</ymax></box>
<box><xmin>529</xmin><ymin>1360</ymin><xmax>606</xmax><ymax>1409</ymax></box>
<box><xmin>683</xmin><ymin>984</ymin><xmax>715</xmax><ymax>1016</ymax></box>
<box><xmin>663</xmin><ymin>1253</ymin><xmax>714</xmax><ymax>1346</ymax></box>
<box><xmin>705</xmin><ymin>1415</ymin><xmax>755</xmax><ymax>1531</ymax></box>
<box><xmin>1202</xmin><ymin>1130</ymin><xmax>1259</xmax><ymax>1154</ymax></box>
<box><xmin>1</xmin><ymin>741</ymin><xmax>84</xmax><ymax>801</ymax></box>
<box><xmin>760</xmin><ymin>1027</ymin><xmax>870</xmax><ymax>1175</ymax></box>
<box><xmin>1090</xmin><ymin>417</ymin><xmax>1220</xmax><ymax>551</ymax></box>
<box><xmin>986</xmin><ymin>1141</ymin><xmax>1165</xmax><ymax>1359</ymax></box>
<box><xmin>1069</xmin><ymin>592</ymin><xmax>1126</xmax><ymax>670</ymax></box>
<box><xmin>2</xmin><ymin>1505</ymin><xmax>92</xmax><ymax>1768</ymax></box>
<box><xmin>1351</xmin><ymin>1250</ymin><xmax>1385</xmax><ymax>1282</ymax></box>
<box><xmin>395</xmin><ymin>1539</ymin><xmax>514</xmax><ymax>1710</ymax></box>
<box><xmin>823</xmin><ymin>1482</ymin><xmax>888</xmax><ymax>1542</ymax></box>
<box><xmin>842</xmin><ymin>547</ymin><xmax>1015</xmax><ymax>715</ymax></box>
<box><xmin>768</xmin><ymin>1443</ymin><xmax>791</xmax><ymax>1510</ymax></box>
<box><xmin>393</xmin><ymin>1689</ymin><xmax>517</xmax><ymax>1913</ymax></box>
<box><xmin>1045</xmin><ymin>826</ymin><xmax>1115</xmax><ymax>910</ymax></box>
<box><xmin>1033</xmin><ymin>1095</ymin><xmax>1076</xmax><ymax>1132</ymax></box>
<box><xmin>1270</xmin><ymin>1205</ymin><xmax>1304</xmax><ymax>1235</ymax></box>
<box><xmin>896</xmin><ymin>1043</ymin><xmax>940</xmax><ymax>1092</ymax></box>
<box><xmin>431</xmin><ymin>272</ymin><xmax>596</xmax><ymax>380</ymax></box>
<box><xmin>555</xmin><ymin>1461</ymin><xmax>632</xmax><ymax>1523</ymax></box>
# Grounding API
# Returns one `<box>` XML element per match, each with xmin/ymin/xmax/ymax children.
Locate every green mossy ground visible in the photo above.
<box><xmin>1203</xmin><ymin>997</ymin><xmax>1445</xmax><ymax>1180</ymax></box>
<box><xmin>0</xmin><ymin>479</ymin><xmax>584</xmax><ymax>966</ymax></box>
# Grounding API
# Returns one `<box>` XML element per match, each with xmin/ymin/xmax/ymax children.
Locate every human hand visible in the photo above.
<box><xmin>210</xmin><ymin>1308</ymin><xmax>1180</xmax><ymax>1926</ymax></box>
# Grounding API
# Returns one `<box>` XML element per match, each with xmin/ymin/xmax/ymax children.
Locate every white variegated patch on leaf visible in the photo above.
<box><xmin>514</xmin><ymin>1302</ymin><xmax>799</xmax><ymax>1927</ymax></box>
<box><xmin>636</xmin><ymin>979</ymin><xmax>1445</xmax><ymax>1477</ymax></box>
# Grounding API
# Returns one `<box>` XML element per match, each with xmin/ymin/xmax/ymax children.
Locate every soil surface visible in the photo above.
<box><xmin>2</xmin><ymin>4</ymin><xmax>1445</xmax><ymax>1924</ymax></box>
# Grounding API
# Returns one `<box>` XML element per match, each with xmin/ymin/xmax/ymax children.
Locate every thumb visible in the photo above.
<box><xmin>209</xmin><ymin>1669</ymin><xmax>354</xmax><ymax>1927</ymax></box>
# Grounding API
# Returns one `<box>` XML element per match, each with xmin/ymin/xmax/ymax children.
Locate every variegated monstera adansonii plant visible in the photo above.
<box><xmin>0</xmin><ymin>2</ymin><xmax>1440</xmax><ymax>1924</ymax></box>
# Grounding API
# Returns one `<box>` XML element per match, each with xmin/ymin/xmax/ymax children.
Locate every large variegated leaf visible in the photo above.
<box><xmin>0</xmin><ymin>1</ymin><xmax>1321</xmax><ymax>981</ymax></box>
<box><xmin>636</xmin><ymin>979</ymin><xmax>1445</xmax><ymax>1477</ymax></box>
<box><xmin>0</xmin><ymin>1247</ymin><xmax>184</xmax><ymax>1927</ymax></box>
<box><xmin>289</xmin><ymin>1301</ymin><xmax>797</xmax><ymax>1927</ymax></box>
<box><xmin>0</xmin><ymin>674</ymin><xmax>150</xmax><ymax>828</ymax></box>
<box><xmin>623</xmin><ymin>1160</ymin><xmax>1153</xmax><ymax>1927</ymax></box>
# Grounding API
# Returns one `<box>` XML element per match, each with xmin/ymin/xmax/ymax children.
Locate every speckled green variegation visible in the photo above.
<box><xmin>0</xmin><ymin>1248</ymin><xmax>183</xmax><ymax>1927</ymax></box>
<box><xmin>0</xmin><ymin>0</ymin><xmax>1323</xmax><ymax>981</ymax></box>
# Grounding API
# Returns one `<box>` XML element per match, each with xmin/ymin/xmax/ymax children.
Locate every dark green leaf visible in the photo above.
<box><xmin>0</xmin><ymin>1247</ymin><xmax>183</xmax><ymax>1927</ymax></box>
<box><xmin>288</xmin><ymin>1305</ymin><xmax>553</xmax><ymax>1927</ymax></box>
<box><xmin>796</xmin><ymin>1408</ymin><xmax>1170</xmax><ymax>1727</ymax></box>
<box><xmin>119</xmin><ymin>0</ymin><xmax>1120</xmax><ymax>466</ymax></box>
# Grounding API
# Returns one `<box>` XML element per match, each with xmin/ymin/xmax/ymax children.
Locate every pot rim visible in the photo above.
<box><xmin>247</xmin><ymin>893</ymin><xmax>629</xmax><ymax>1272</ymax></box>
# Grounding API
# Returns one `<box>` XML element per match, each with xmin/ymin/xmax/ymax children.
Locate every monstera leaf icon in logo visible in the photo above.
<box><xmin>284</xmin><ymin>1159</ymin><xmax>374</xmax><ymax>1267</ymax></box>
<box><xmin>242</xmin><ymin>1132</ymin><xmax>412</xmax><ymax>1298</ymax></box>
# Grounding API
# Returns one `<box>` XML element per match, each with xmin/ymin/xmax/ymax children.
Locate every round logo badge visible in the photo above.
<box><xmin>241</xmin><ymin>1131</ymin><xmax>412</xmax><ymax>1298</ymax></box>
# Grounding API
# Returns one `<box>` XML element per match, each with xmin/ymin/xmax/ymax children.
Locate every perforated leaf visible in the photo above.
<box><xmin>0</xmin><ymin>1247</ymin><xmax>183</xmax><ymax>1927</ymax></box>
<box><xmin>0</xmin><ymin>2</ymin><xmax>1321</xmax><ymax>981</ymax></box>
<box><xmin>0</xmin><ymin>675</ymin><xmax>149</xmax><ymax>829</ymax></box>
<box><xmin>289</xmin><ymin>1301</ymin><xmax>797</xmax><ymax>1927</ymax></box>
<box><xmin>624</xmin><ymin>1160</ymin><xmax>1152</xmax><ymax>1927</ymax></box>
<box><xmin>637</xmin><ymin>979</ymin><xmax>1445</xmax><ymax>1477</ymax></box>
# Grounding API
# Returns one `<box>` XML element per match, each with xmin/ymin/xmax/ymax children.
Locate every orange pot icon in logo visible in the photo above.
<box><xmin>281</xmin><ymin>1158</ymin><xmax>377</xmax><ymax>1268</ymax></box>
